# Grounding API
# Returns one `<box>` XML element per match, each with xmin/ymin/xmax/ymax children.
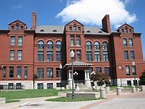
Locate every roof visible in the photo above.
<box><xmin>36</xmin><ymin>25</ymin><xmax>110</xmax><ymax>35</ymax></box>
<box><xmin>36</xmin><ymin>25</ymin><xmax>64</xmax><ymax>34</ymax></box>
<box><xmin>84</xmin><ymin>26</ymin><xmax>109</xmax><ymax>35</ymax></box>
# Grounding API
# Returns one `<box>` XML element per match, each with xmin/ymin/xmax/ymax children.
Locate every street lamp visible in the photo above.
<box><xmin>132</xmin><ymin>61</ymin><xmax>136</xmax><ymax>86</ymax></box>
<box><xmin>59</xmin><ymin>64</ymin><xmax>62</xmax><ymax>91</ymax></box>
<box><xmin>70</xmin><ymin>50</ymin><xmax>75</xmax><ymax>99</ymax></box>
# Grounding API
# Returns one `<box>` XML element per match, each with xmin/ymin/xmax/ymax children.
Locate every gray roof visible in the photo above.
<box><xmin>36</xmin><ymin>25</ymin><xmax>64</xmax><ymax>34</ymax></box>
<box><xmin>36</xmin><ymin>25</ymin><xmax>110</xmax><ymax>35</ymax></box>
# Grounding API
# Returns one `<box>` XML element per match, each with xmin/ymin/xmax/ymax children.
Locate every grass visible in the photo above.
<box><xmin>46</xmin><ymin>97</ymin><xmax>101</xmax><ymax>102</ymax></box>
<box><xmin>0</xmin><ymin>89</ymin><xmax>59</xmax><ymax>103</ymax></box>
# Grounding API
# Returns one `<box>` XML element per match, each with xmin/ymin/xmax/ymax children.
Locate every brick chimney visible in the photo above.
<box><xmin>102</xmin><ymin>14</ymin><xmax>111</xmax><ymax>33</ymax></box>
<box><xmin>32</xmin><ymin>12</ymin><xmax>36</xmax><ymax>30</ymax></box>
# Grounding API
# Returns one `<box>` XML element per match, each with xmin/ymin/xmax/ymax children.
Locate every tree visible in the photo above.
<box><xmin>90</xmin><ymin>72</ymin><xmax>110</xmax><ymax>86</ymax></box>
<box><xmin>33</xmin><ymin>74</ymin><xmax>38</xmax><ymax>89</ymax></box>
<box><xmin>139</xmin><ymin>70</ymin><xmax>145</xmax><ymax>85</ymax></box>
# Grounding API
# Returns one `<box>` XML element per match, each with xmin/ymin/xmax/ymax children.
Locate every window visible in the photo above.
<box><xmin>121</xmin><ymin>29</ymin><xmax>124</xmax><ymax>33</ymax></box>
<box><xmin>47</xmin><ymin>68</ymin><xmax>53</xmax><ymax>78</ymax></box>
<box><xmin>125</xmin><ymin>27</ymin><xmax>128</xmax><ymax>33</ymax></box>
<box><xmin>38</xmin><ymin>41</ymin><xmax>44</xmax><ymax>49</ymax></box>
<box><xmin>103</xmin><ymin>51</ymin><xmax>108</xmax><ymax>61</ymax></box>
<box><xmin>132</xmin><ymin>66</ymin><xmax>136</xmax><ymax>75</ymax></box>
<box><xmin>2</xmin><ymin>66</ymin><xmax>6</xmax><ymax>78</ymax></box>
<box><xmin>17</xmin><ymin>67</ymin><xmax>22</xmax><ymax>78</ymax></box>
<box><xmin>56</xmin><ymin>41</ymin><xmax>61</xmax><ymax>50</ymax></box>
<box><xmin>126</xmin><ymin>66</ymin><xmax>130</xmax><ymax>75</ymax></box>
<box><xmin>18</xmin><ymin>36</ymin><xmax>23</xmax><ymax>46</ymax></box>
<box><xmin>94</xmin><ymin>42</ymin><xmax>100</xmax><ymax>50</ymax></box>
<box><xmin>89</xmin><ymin>67</ymin><xmax>93</xmax><ymax>75</ymax></box>
<box><xmin>16</xmin><ymin>24</ymin><xmax>19</xmax><ymax>30</ymax></box>
<box><xmin>123</xmin><ymin>38</ymin><xmax>127</xmax><ymax>47</ymax></box>
<box><xmin>74</xmin><ymin>24</ymin><xmax>76</xmax><ymax>31</ymax></box>
<box><xmin>10</xmin><ymin>50</ymin><xmax>15</xmax><ymax>60</ymax></box>
<box><xmin>69</xmin><ymin>26</ymin><xmax>72</xmax><ymax>31</ymax></box>
<box><xmin>56</xmin><ymin>68</ymin><xmax>61</xmax><ymax>78</ymax></box>
<box><xmin>16</xmin><ymin>83</ymin><xmax>22</xmax><ymax>89</ymax></box>
<box><xmin>124</xmin><ymin>51</ymin><xmax>129</xmax><ymax>60</ymax></box>
<box><xmin>130</xmin><ymin>51</ymin><xmax>135</xmax><ymax>60</ymax></box>
<box><xmin>56</xmin><ymin>51</ymin><xmax>61</xmax><ymax>61</ymax></box>
<box><xmin>104</xmin><ymin>67</ymin><xmax>110</xmax><ymax>75</ymax></box>
<box><xmin>47</xmin><ymin>41</ymin><xmax>53</xmax><ymax>50</ymax></box>
<box><xmin>18</xmin><ymin>50</ymin><xmax>22</xmax><ymax>60</ymax></box>
<box><xmin>95</xmin><ymin>51</ymin><xmax>101</xmax><ymax>62</ymax></box>
<box><xmin>86</xmin><ymin>41</ymin><xmax>92</xmax><ymax>50</ymax></box>
<box><xmin>129</xmin><ymin>29</ymin><xmax>132</xmax><ymax>33</ymax></box>
<box><xmin>129</xmin><ymin>38</ymin><xmax>133</xmax><ymax>47</ymax></box>
<box><xmin>37</xmin><ymin>68</ymin><xmax>44</xmax><ymax>78</ymax></box>
<box><xmin>47</xmin><ymin>83</ymin><xmax>53</xmax><ymax>89</ymax></box>
<box><xmin>77</xmin><ymin>50</ymin><xmax>81</xmax><ymax>60</ymax></box>
<box><xmin>8</xmin><ymin>83</ymin><xmax>13</xmax><ymax>89</ymax></box>
<box><xmin>20</xmin><ymin>26</ymin><xmax>23</xmax><ymax>30</ymax></box>
<box><xmin>10</xmin><ymin>36</ymin><xmax>15</xmax><ymax>45</ymax></box>
<box><xmin>47</xmin><ymin>51</ymin><xmax>53</xmax><ymax>61</ymax></box>
<box><xmin>11</xmin><ymin>26</ymin><xmax>14</xmax><ymax>30</ymax></box>
<box><xmin>37</xmin><ymin>83</ymin><xmax>43</xmax><ymax>89</ymax></box>
<box><xmin>9</xmin><ymin>66</ymin><xmax>14</xmax><ymax>78</ymax></box>
<box><xmin>102</xmin><ymin>42</ymin><xmax>108</xmax><ymax>50</ymax></box>
<box><xmin>70</xmin><ymin>35</ymin><xmax>74</xmax><ymax>46</ymax></box>
<box><xmin>24</xmin><ymin>67</ymin><xmax>28</xmax><ymax>78</ymax></box>
<box><xmin>78</xmin><ymin>27</ymin><xmax>81</xmax><ymax>31</ymax></box>
<box><xmin>96</xmin><ymin>67</ymin><xmax>102</xmax><ymax>73</ymax></box>
<box><xmin>76</xmin><ymin>35</ymin><xmax>81</xmax><ymax>46</ymax></box>
<box><xmin>38</xmin><ymin>51</ymin><xmax>44</xmax><ymax>62</ymax></box>
<box><xmin>86</xmin><ymin>51</ymin><xmax>92</xmax><ymax>62</ymax></box>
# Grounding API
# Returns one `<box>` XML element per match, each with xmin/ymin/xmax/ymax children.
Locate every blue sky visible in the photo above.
<box><xmin>0</xmin><ymin>0</ymin><xmax>144</xmax><ymax>59</ymax></box>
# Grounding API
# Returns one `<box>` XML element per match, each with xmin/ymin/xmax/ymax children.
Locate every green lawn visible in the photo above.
<box><xmin>46</xmin><ymin>97</ymin><xmax>101</xmax><ymax>102</ymax></box>
<box><xmin>0</xmin><ymin>89</ymin><xmax>59</xmax><ymax>103</ymax></box>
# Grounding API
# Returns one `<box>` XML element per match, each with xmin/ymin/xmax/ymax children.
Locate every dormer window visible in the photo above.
<box><xmin>98</xmin><ymin>31</ymin><xmax>102</xmax><ymax>33</ymax></box>
<box><xmin>78</xmin><ymin>27</ymin><xmax>81</xmax><ymax>31</ymax></box>
<box><xmin>129</xmin><ymin>29</ymin><xmax>132</xmax><ymax>33</ymax></box>
<box><xmin>20</xmin><ymin>26</ymin><xmax>23</xmax><ymax>30</ymax></box>
<box><xmin>87</xmin><ymin>30</ymin><xmax>90</xmax><ymax>33</ymax></box>
<box><xmin>69</xmin><ymin>26</ymin><xmax>72</xmax><ymax>31</ymax></box>
<box><xmin>53</xmin><ymin>30</ymin><xmax>57</xmax><ymax>32</ymax></box>
<box><xmin>40</xmin><ymin>29</ymin><xmax>44</xmax><ymax>32</ymax></box>
<box><xmin>125</xmin><ymin>27</ymin><xmax>128</xmax><ymax>33</ymax></box>
<box><xmin>122</xmin><ymin>29</ymin><xmax>124</xmax><ymax>33</ymax></box>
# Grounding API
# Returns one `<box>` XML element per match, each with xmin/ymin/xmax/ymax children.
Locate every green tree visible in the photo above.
<box><xmin>139</xmin><ymin>70</ymin><xmax>145</xmax><ymax>85</ymax></box>
<box><xmin>90</xmin><ymin>72</ymin><xmax>110</xmax><ymax>86</ymax></box>
<box><xmin>33</xmin><ymin>74</ymin><xmax>38</xmax><ymax>89</ymax></box>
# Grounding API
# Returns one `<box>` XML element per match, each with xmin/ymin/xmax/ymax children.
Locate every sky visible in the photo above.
<box><xmin>0</xmin><ymin>0</ymin><xmax>144</xmax><ymax>60</ymax></box>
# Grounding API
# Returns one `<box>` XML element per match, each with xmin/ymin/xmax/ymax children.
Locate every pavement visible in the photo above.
<box><xmin>1</xmin><ymin>91</ymin><xmax>145</xmax><ymax>109</ymax></box>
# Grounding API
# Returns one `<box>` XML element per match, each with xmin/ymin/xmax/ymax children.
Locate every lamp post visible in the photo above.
<box><xmin>132</xmin><ymin>61</ymin><xmax>136</xmax><ymax>86</ymax></box>
<box><xmin>59</xmin><ymin>64</ymin><xmax>62</xmax><ymax>91</ymax></box>
<box><xmin>70</xmin><ymin>50</ymin><xmax>75</xmax><ymax>99</ymax></box>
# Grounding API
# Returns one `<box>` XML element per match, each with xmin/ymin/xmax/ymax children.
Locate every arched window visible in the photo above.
<box><xmin>56</xmin><ymin>41</ymin><xmax>61</xmax><ymax>50</ymax></box>
<box><xmin>102</xmin><ymin>42</ymin><xmax>108</xmax><ymax>50</ymax></box>
<box><xmin>38</xmin><ymin>41</ymin><xmax>44</xmax><ymax>49</ymax></box>
<box><xmin>94</xmin><ymin>41</ymin><xmax>100</xmax><ymax>50</ymax></box>
<box><xmin>47</xmin><ymin>41</ymin><xmax>53</xmax><ymax>49</ymax></box>
<box><xmin>123</xmin><ymin>38</ymin><xmax>127</xmax><ymax>47</ymax></box>
<box><xmin>86</xmin><ymin>41</ymin><xmax>92</xmax><ymax>50</ymax></box>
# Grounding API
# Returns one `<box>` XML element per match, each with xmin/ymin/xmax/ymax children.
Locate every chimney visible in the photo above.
<box><xmin>32</xmin><ymin>12</ymin><xmax>36</xmax><ymax>30</ymax></box>
<box><xmin>102</xmin><ymin>14</ymin><xmax>111</xmax><ymax>33</ymax></box>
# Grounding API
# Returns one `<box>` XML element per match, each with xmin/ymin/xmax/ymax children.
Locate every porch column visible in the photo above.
<box><xmin>84</xmin><ymin>70</ymin><xmax>91</xmax><ymax>88</ymax></box>
<box><xmin>67</xmin><ymin>70</ymin><xmax>72</xmax><ymax>89</ymax></box>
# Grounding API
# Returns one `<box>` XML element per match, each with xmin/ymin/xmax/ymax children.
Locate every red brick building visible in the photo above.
<box><xmin>0</xmin><ymin>12</ymin><xmax>145</xmax><ymax>89</ymax></box>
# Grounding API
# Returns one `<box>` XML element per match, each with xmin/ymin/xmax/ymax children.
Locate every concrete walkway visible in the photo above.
<box><xmin>1</xmin><ymin>91</ymin><xmax>145</xmax><ymax>109</ymax></box>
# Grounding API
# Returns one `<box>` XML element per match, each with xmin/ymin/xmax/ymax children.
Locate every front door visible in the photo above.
<box><xmin>74</xmin><ymin>70</ymin><xmax>85</xmax><ymax>83</ymax></box>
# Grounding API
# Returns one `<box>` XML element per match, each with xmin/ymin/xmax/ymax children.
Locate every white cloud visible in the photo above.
<box><xmin>12</xmin><ymin>5</ymin><xmax>22</xmax><ymax>10</ymax></box>
<box><xmin>122</xmin><ymin>0</ymin><xmax>136</xmax><ymax>5</ymax></box>
<box><xmin>56</xmin><ymin>0</ymin><xmax>137</xmax><ymax>28</ymax></box>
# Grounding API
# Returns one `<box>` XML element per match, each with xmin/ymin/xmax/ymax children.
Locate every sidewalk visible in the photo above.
<box><xmin>1</xmin><ymin>91</ymin><xmax>145</xmax><ymax>109</ymax></box>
